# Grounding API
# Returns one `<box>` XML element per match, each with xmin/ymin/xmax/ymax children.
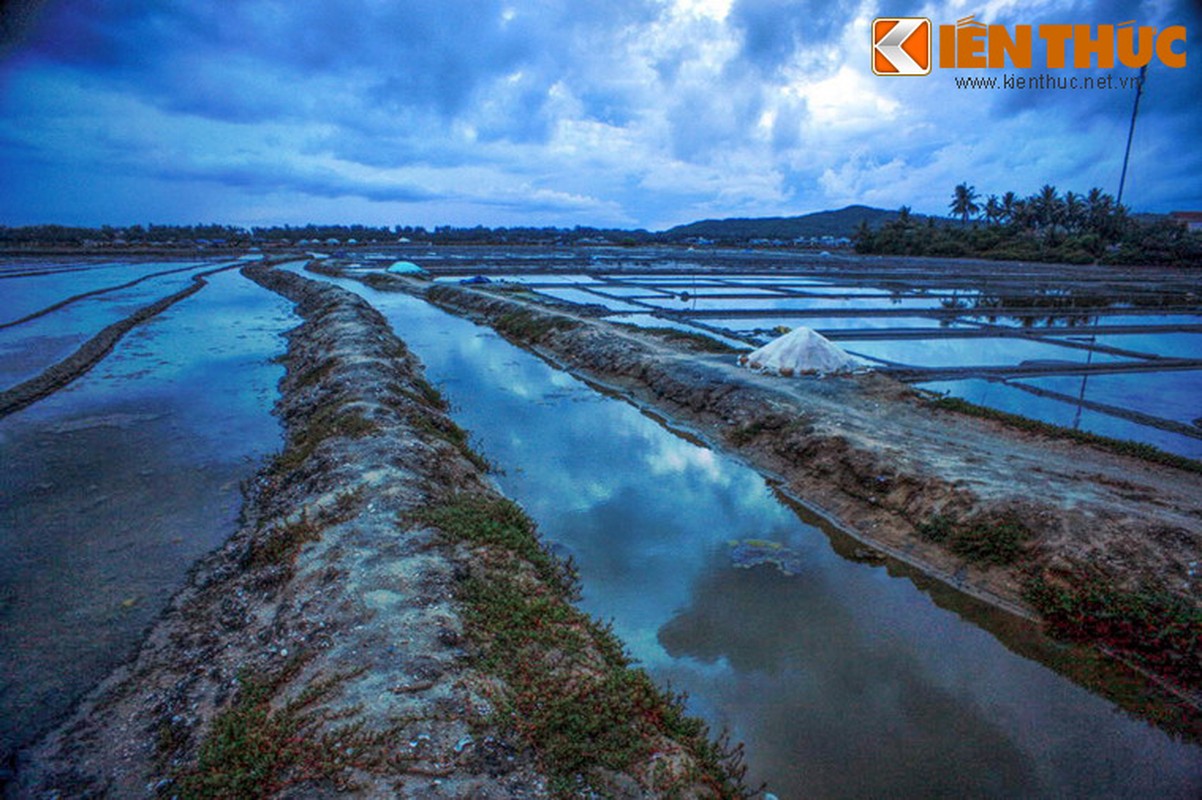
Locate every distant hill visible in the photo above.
<box><xmin>662</xmin><ymin>205</ymin><xmax>906</xmax><ymax>241</ymax></box>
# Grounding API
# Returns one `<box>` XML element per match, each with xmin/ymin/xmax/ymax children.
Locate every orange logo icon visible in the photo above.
<box><xmin>873</xmin><ymin>17</ymin><xmax>932</xmax><ymax>75</ymax></box>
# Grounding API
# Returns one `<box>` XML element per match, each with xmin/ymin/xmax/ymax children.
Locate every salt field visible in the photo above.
<box><xmin>2</xmin><ymin>249</ymin><xmax>1199</xmax><ymax>797</ymax></box>
<box><xmin>418</xmin><ymin>247</ymin><xmax>1201</xmax><ymax>459</ymax></box>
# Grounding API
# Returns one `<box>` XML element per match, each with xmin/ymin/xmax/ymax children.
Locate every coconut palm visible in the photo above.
<box><xmin>950</xmin><ymin>183</ymin><xmax>980</xmax><ymax>224</ymax></box>
<box><xmin>1063</xmin><ymin>191</ymin><xmax>1085</xmax><ymax>233</ymax></box>
<box><xmin>999</xmin><ymin>191</ymin><xmax>1019</xmax><ymax>226</ymax></box>
<box><xmin>1032</xmin><ymin>184</ymin><xmax>1063</xmax><ymax>233</ymax></box>
<box><xmin>984</xmin><ymin>194</ymin><xmax>1003</xmax><ymax>226</ymax></box>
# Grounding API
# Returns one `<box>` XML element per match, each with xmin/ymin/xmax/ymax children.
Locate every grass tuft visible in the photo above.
<box><xmin>916</xmin><ymin>513</ymin><xmax>1032</xmax><ymax>566</ymax></box>
<box><xmin>413</xmin><ymin>495</ymin><xmax>750</xmax><ymax>797</ymax></box>
<box><xmin>494</xmin><ymin>309</ymin><xmax>581</xmax><ymax>341</ymax></box>
<box><xmin>247</xmin><ymin>487</ymin><xmax>365</xmax><ymax>568</ymax></box>
<box><xmin>270</xmin><ymin>406</ymin><xmax>380</xmax><ymax>476</ymax></box>
<box><xmin>636</xmin><ymin>326</ymin><xmax>745</xmax><ymax>354</ymax></box>
<box><xmin>1024</xmin><ymin>574</ymin><xmax>1202</xmax><ymax>687</ymax></box>
<box><xmin>172</xmin><ymin>659</ymin><xmax>383</xmax><ymax>799</ymax></box>
<box><xmin>414</xmin><ymin>496</ymin><xmax>567</xmax><ymax>590</ymax></box>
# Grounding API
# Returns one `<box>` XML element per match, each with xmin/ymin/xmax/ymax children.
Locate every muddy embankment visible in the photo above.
<box><xmin>416</xmin><ymin>280</ymin><xmax>1202</xmax><ymax>705</ymax></box>
<box><xmin>14</xmin><ymin>267</ymin><xmax>745</xmax><ymax>798</ymax></box>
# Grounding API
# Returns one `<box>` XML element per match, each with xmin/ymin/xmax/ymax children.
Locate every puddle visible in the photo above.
<box><xmin>1015</xmin><ymin>370</ymin><xmax>1202</xmax><ymax>427</ymax></box>
<box><xmin>310</xmin><ymin>272</ymin><xmax>1202</xmax><ymax>798</ymax></box>
<box><xmin>602</xmin><ymin>314</ymin><xmax>752</xmax><ymax>347</ymax></box>
<box><xmin>1053</xmin><ymin>332</ymin><xmax>1202</xmax><ymax>360</ymax></box>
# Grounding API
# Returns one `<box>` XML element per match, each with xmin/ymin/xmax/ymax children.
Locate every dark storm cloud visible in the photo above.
<box><xmin>0</xmin><ymin>0</ymin><xmax>48</xmax><ymax>54</ymax></box>
<box><xmin>728</xmin><ymin>0</ymin><xmax>930</xmax><ymax>73</ymax></box>
<box><xmin>728</xmin><ymin>0</ymin><xmax>851</xmax><ymax>72</ymax></box>
<box><xmin>154</xmin><ymin>162</ymin><xmax>441</xmax><ymax>204</ymax></box>
<box><xmin>0</xmin><ymin>0</ymin><xmax>1197</xmax><ymax>226</ymax></box>
<box><xmin>12</xmin><ymin>0</ymin><xmax>661</xmax><ymax>127</ymax></box>
<box><xmin>989</xmin><ymin>0</ymin><xmax>1200</xmax><ymax>117</ymax></box>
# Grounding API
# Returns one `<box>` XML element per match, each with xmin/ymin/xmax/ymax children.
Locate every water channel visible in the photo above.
<box><xmin>310</xmin><ymin>271</ymin><xmax>1202</xmax><ymax>799</ymax></box>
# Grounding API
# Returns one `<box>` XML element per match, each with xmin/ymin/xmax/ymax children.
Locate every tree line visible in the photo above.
<box><xmin>0</xmin><ymin>222</ymin><xmax>654</xmax><ymax>247</ymax></box>
<box><xmin>856</xmin><ymin>183</ymin><xmax>1201</xmax><ymax>267</ymax></box>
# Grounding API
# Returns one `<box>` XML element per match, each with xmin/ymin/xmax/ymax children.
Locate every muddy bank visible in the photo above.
<box><xmin>13</xmin><ymin>267</ymin><xmax>743</xmax><ymax>798</ymax></box>
<box><xmin>415</xmin><ymin>280</ymin><xmax>1202</xmax><ymax>701</ymax></box>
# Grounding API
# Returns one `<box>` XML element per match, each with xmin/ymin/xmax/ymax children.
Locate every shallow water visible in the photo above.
<box><xmin>917</xmin><ymin>377</ymin><xmax>1202</xmax><ymax>459</ymax></box>
<box><xmin>843</xmin><ymin>336</ymin><xmax>1136</xmax><ymax>368</ymax></box>
<box><xmin>0</xmin><ymin>267</ymin><xmax>292</xmax><ymax>761</ymax></box>
<box><xmin>314</xmin><ymin>273</ymin><xmax>1202</xmax><ymax>799</ymax></box>
<box><xmin>0</xmin><ymin>260</ymin><xmax>215</xmax><ymax>323</ymax></box>
<box><xmin>486</xmin><ymin>267</ymin><xmax>1198</xmax><ymax>457</ymax></box>
<box><xmin>639</xmin><ymin>295</ymin><xmax>943</xmax><ymax>312</ymax></box>
<box><xmin>533</xmin><ymin>287</ymin><xmax>652</xmax><ymax>312</ymax></box>
<box><xmin>0</xmin><ymin>270</ymin><xmax>206</xmax><ymax>387</ymax></box>
<box><xmin>701</xmin><ymin>315</ymin><xmax>962</xmax><ymax>332</ymax></box>
<box><xmin>602</xmin><ymin>314</ymin><xmax>752</xmax><ymax>348</ymax></box>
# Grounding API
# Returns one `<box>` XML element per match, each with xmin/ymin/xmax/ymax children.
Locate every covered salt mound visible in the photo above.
<box><xmin>386</xmin><ymin>260</ymin><xmax>426</xmax><ymax>275</ymax></box>
<box><xmin>737</xmin><ymin>327</ymin><xmax>864</xmax><ymax>376</ymax></box>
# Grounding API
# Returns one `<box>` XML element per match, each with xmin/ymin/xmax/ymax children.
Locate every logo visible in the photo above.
<box><xmin>871</xmin><ymin>13</ymin><xmax>1188</xmax><ymax>75</ymax></box>
<box><xmin>872</xmin><ymin>18</ymin><xmax>932</xmax><ymax>75</ymax></box>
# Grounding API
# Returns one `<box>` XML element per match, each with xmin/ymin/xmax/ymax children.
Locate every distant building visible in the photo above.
<box><xmin>1170</xmin><ymin>211</ymin><xmax>1202</xmax><ymax>232</ymax></box>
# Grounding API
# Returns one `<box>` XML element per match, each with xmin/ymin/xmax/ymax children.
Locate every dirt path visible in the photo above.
<box><xmin>12</xmin><ymin>267</ymin><xmax>744</xmax><ymax>798</ymax></box>
<box><xmin>414</xmin><ymin>279</ymin><xmax>1202</xmax><ymax>705</ymax></box>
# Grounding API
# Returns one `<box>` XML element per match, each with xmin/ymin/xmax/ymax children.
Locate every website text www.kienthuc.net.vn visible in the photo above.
<box><xmin>953</xmin><ymin>72</ymin><xmax>1144</xmax><ymax>90</ymax></box>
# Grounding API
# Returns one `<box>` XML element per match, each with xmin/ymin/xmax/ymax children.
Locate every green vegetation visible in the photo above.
<box><xmin>663</xmin><ymin>204</ymin><xmax>898</xmax><ymax>241</ymax></box>
<box><xmin>413</xmin><ymin>495</ymin><xmax>749</xmax><ymax>797</ymax></box>
<box><xmin>408</xmin><ymin>407</ymin><xmax>491</xmax><ymax>473</ymax></box>
<box><xmin>493</xmin><ymin>308</ymin><xmax>582</xmax><ymax>341</ymax></box>
<box><xmin>172</xmin><ymin>659</ymin><xmax>384</xmax><ymax>799</ymax></box>
<box><xmin>410</xmin><ymin>375</ymin><xmax>450</xmax><ymax>412</ymax></box>
<box><xmin>637</xmin><ymin>326</ymin><xmax>746</xmax><ymax>354</ymax></box>
<box><xmin>929</xmin><ymin>396</ymin><xmax>1202</xmax><ymax>475</ymax></box>
<box><xmin>270</xmin><ymin>405</ymin><xmax>380</xmax><ymax>476</ymax></box>
<box><xmin>916</xmin><ymin>513</ymin><xmax>1032</xmax><ymax>566</ymax></box>
<box><xmin>293</xmin><ymin>358</ymin><xmax>339</xmax><ymax>391</ymax></box>
<box><xmin>246</xmin><ymin>488</ymin><xmax>364</xmax><ymax>569</ymax></box>
<box><xmin>726</xmin><ymin>413</ymin><xmax>811</xmax><ymax>447</ymax></box>
<box><xmin>1025</xmin><ymin>575</ymin><xmax>1202</xmax><ymax>687</ymax></box>
<box><xmin>415</xmin><ymin>496</ymin><xmax>567</xmax><ymax>590</ymax></box>
<box><xmin>856</xmin><ymin>184</ymin><xmax>1202</xmax><ymax>267</ymax></box>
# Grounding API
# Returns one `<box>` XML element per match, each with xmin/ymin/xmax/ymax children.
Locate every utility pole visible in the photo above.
<box><xmin>1117</xmin><ymin>64</ymin><xmax>1147</xmax><ymax>208</ymax></box>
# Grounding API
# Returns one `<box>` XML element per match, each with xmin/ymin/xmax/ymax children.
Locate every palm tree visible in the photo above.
<box><xmin>984</xmin><ymin>194</ymin><xmax>1003</xmax><ymax>226</ymax></box>
<box><xmin>1000</xmin><ymin>191</ymin><xmax>1019</xmax><ymax>226</ymax></box>
<box><xmin>1032</xmin><ymin>184</ymin><xmax>1063</xmax><ymax>234</ymax></box>
<box><xmin>1010</xmin><ymin>198</ymin><xmax>1031</xmax><ymax>230</ymax></box>
<box><xmin>950</xmin><ymin>183</ymin><xmax>980</xmax><ymax>225</ymax></box>
<box><xmin>1085</xmin><ymin>187</ymin><xmax>1118</xmax><ymax>239</ymax></box>
<box><xmin>1063</xmin><ymin>191</ymin><xmax>1085</xmax><ymax>234</ymax></box>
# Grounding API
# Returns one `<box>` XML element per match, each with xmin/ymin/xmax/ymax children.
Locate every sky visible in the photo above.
<box><xmin>0</xmin><ymin>0</ymin><xmax>1199</xmax><ymax>230</ymax></box>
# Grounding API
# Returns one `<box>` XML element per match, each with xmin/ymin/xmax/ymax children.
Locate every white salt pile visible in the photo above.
<box><xmin>737</xmin><ymin>327</ymin><xmax>865</xmax><ymax>376</ymax></box>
